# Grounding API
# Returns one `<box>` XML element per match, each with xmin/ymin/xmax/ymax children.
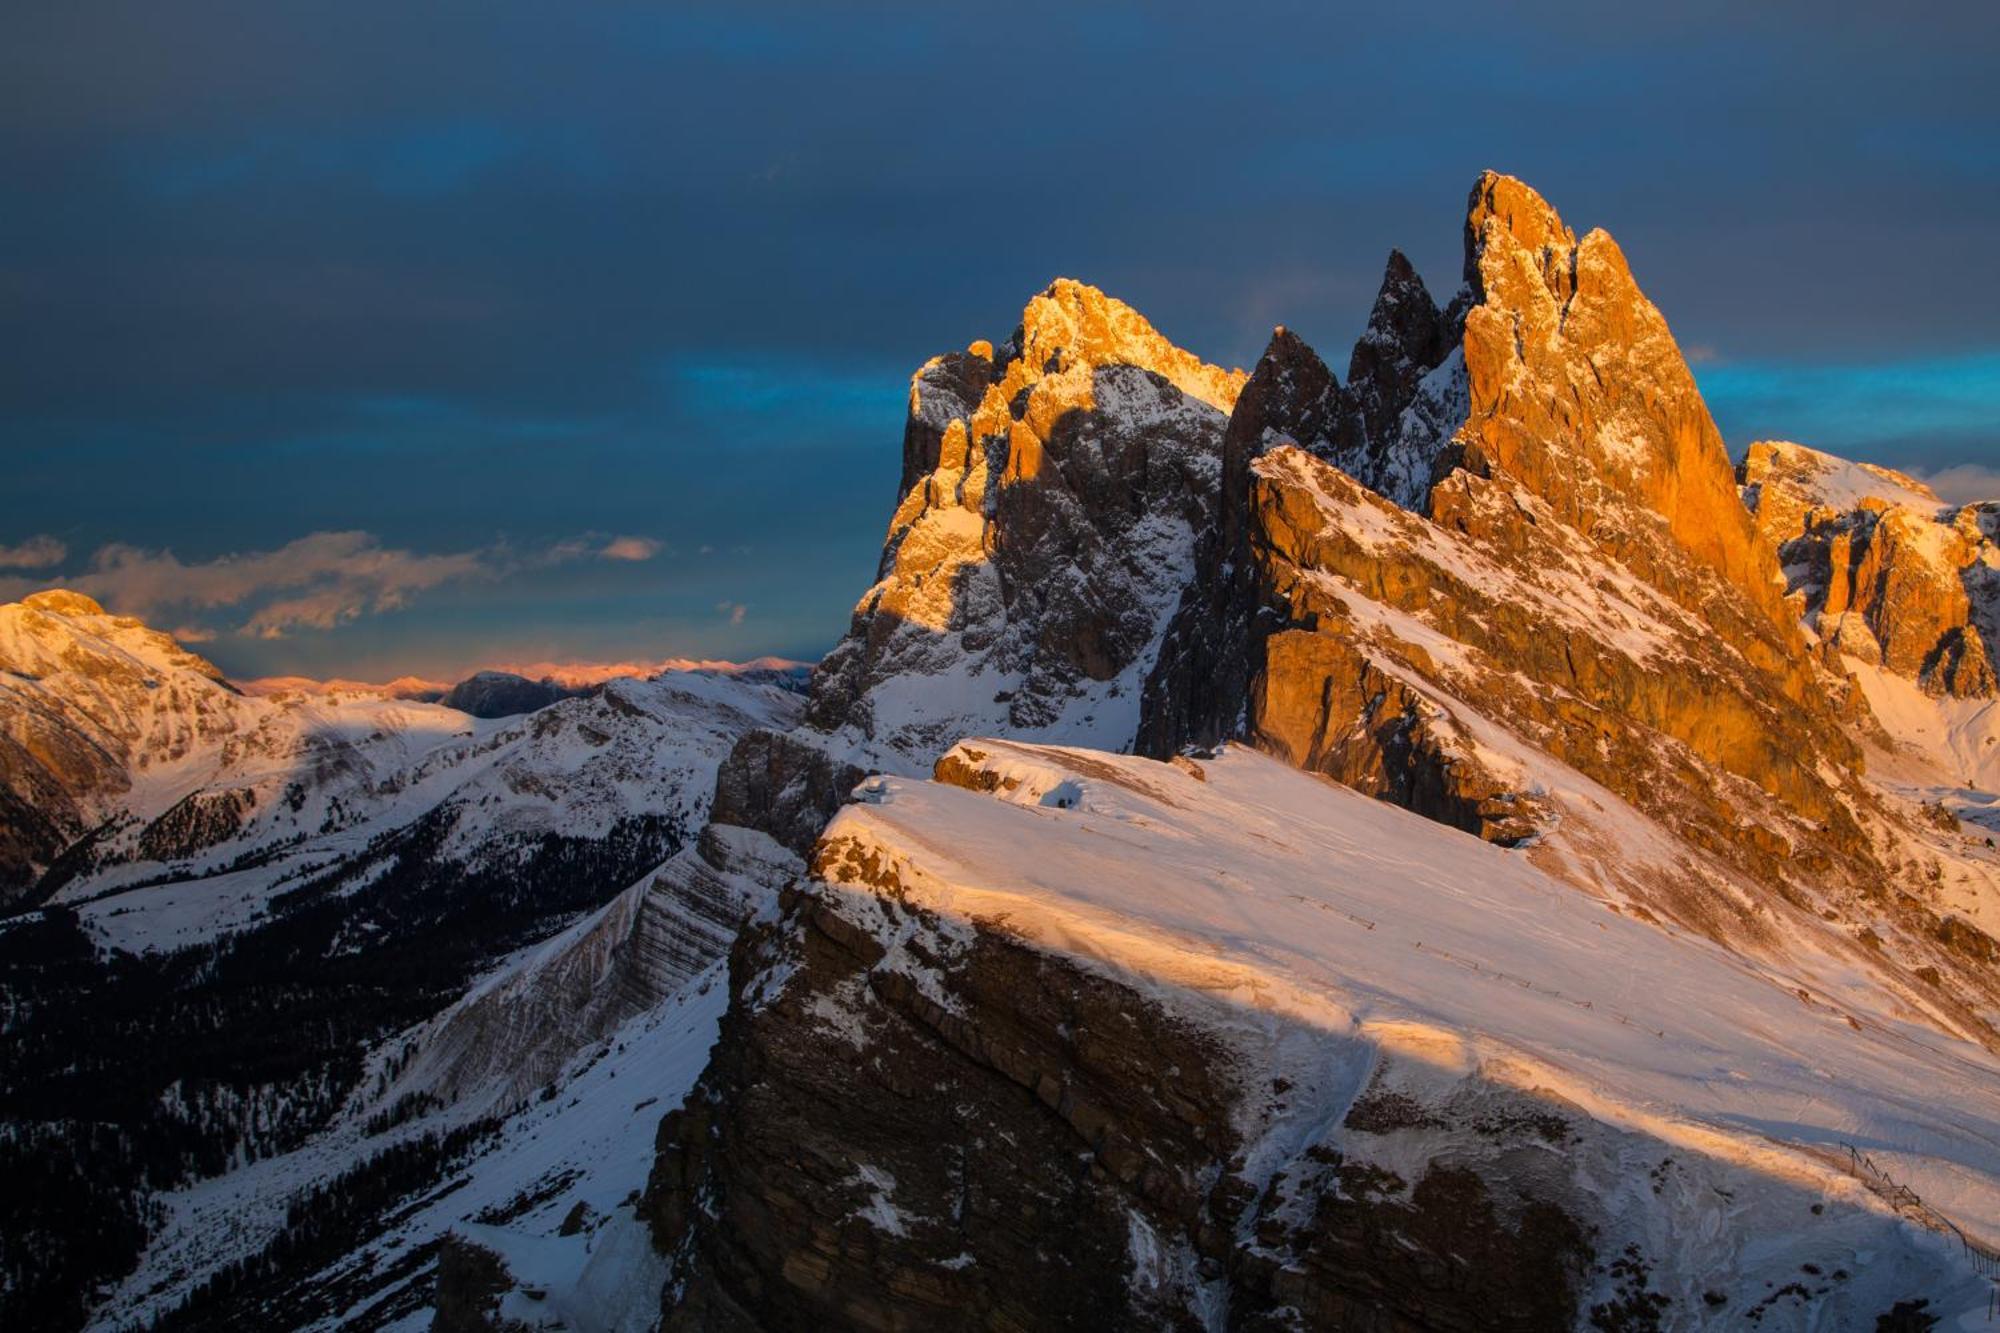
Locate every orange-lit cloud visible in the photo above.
<box><xmin>0</xmin><ymin>529</ymin><xmax>657</xmax><ymax>639</ymax></box>
<box><xmin>599</xmin><ymin>535</ymin><xmax>662</xmax><ymax>561</ymax></box>
<box><xmin>1915</xmin><ymin>464</ymin><xmax>2000</xmax><ymax>506</ymax></box>
<box><xmin>0</xmin><ymin>535</ymin><xmax>68</xmax><ymax>569</ymax></box>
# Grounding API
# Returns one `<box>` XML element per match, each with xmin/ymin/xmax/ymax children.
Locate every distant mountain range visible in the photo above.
<box><xmin>6</xmin><ymin>172</ymin><xmax>2000</xmax><ymax>1332</ymax></box>
<box><xmin>236</xmin><ymin>657</ymin><xmax>812</xmax><ymax>710</ymax></box>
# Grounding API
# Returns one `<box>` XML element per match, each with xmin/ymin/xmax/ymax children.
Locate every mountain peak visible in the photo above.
<box><xmin>1740</xmin><ymin>439</ymin><xmax>1995</xmax><ymax>696</ymax></box>
<box><xmin>1463</xmin><ymin>170</ymin><xmax>1575</xmax><ymax>289</ymax></box>
<box><xmin>1446</xmin><ymin>173</ymin><xmax>1798</xmax><ymax>634</ymax></box>
<box><xmin>2</xmin><ymin>591</ymin><xmax>226</xmax><ymax>685</ymax></box>
<box><xmin>1741</xmin><ymin>440</ymin><xmax>1941</xmax><ymax>514</ymax></box>
<box><xmin>1354</xmin><ymin>250</ymin><xmax>1442</xmax><ymax>357</ymax></box>
<box><xmin>1011</xmin><ymin>277</ymin><xmax>1246</xmax><ymax>414</ymax></box>
<box><xmin>21</xmin><ymin>589</ymin><xmax>105</xmax><ymax>617</ymax></box>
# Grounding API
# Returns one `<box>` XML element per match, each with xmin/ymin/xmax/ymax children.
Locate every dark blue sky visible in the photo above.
<box><xmin>4</xmin><ymin>2</ymin><xmax>1996</xmax><ymax>679</ymax></box>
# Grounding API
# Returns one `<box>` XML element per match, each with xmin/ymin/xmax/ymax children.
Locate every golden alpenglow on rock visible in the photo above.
<box><xmin>20</xmin><ymin>10</ymin><xmax>2000</xmax><ymax>1331</ymax></box>
<box><xmin>1742</xmin><ymin>439</ymin><xmax>2000</xmax><ymax>698</ymax></box>
<box><xmin>807</xmin><ymin>278</ymin><xmax>1246</xmax><ymax>763</ymax></box>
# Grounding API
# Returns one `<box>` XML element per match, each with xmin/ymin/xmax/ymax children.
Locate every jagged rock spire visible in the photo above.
<box><xmin>810</xmin><ymin>277</ymin><xmax>1248</xmax><ymax>759</ymax></box>
<box><xmin>1340</xmin><ymin>249</ymin><xmax>1452</xmax><ymax>493</ymax></box>
<box><xmin>1462</xmin><ymin>170</ymin><xmax>1577</xmax><ymax>298</ymax></box>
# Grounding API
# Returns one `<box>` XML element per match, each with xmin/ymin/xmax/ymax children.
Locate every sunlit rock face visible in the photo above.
<box><xmin>1144</xmin><ymin>174</ymin><xmax>1881</xmax><ymax>906</ymax></box>
<box><xmin>805</xmin><ymin>278</ymin><xmax>1246</xmax><ymax>764</ymax></box>
<box><xmin>642</xmin><ymin>172</ymin><xmax>2000</xmax><ymax>1333</ymax></box>
<box><xmin>647</xmin><ymin>742</ymin><xmax>2000</xmax><ymax>1331</ymax></box>
<box><xmin>0</xmin><ymin>588</ymin><xmax>804</xmax><ymax>912</ymax></box>
<box><xmin>0</xmin><ymin>591</ymin><xmax>243</xmax><ymax>900</ymax></box>
<box><xmin>1450</xmin><ymin>174</ymin><xmax>1799</xmax><ymax>633</ymax></box>
<box><xmin>1741</xmin><ymin>439</ymin><xmax>2000</xmax><ymax>697</ymax></box>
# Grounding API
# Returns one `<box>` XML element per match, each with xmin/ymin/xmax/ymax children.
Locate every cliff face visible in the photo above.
<box><xmin>635</xmin><ymin>174</ymin><xmax>2000</xmax><ymax>1333</ymax></box>
<box><xmin>1142</xmin><ymin>175</ymin><xmax>1879</xmax><ymax>920</ymax></box>
<box><xmin>646</xmin><ymin>743</ymin><xmax>2000</xmax><ymax>1331</ymax></box>
<box><xmin>1450</xmin><ymin>175</ymin><xmax>1799</xmax><ymax>637</ymax></box>
<box><xmin>806</xmin><ymin>278</ymin><xmax>1245</xmax><ymax>764</ymax></box>
<box><xmin>1741</xmin><ymin>440</ymin><xmax>2000</xmax><ymax>698</ymax></box>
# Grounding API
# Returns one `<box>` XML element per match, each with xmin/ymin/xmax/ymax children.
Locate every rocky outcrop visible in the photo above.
<box><xmin>439</xmin><ymin>671</ymin><xmax>584</xmax><ymax>718</ymax></box>
<box><xmin>1741</xmin><ymin>440</ymin><xmax>2000</xmax><ymax>697</ymax></box>
<box><xmin>644</xmin><ymin>849</ymin><xmax>1597</xmax><ymax>1332</ymax></box>
<box><xmin>708</xmin><ymin>729</ymin><xmax>868</xmax><ymax>860</ymax></box>
<box><xmin>371</xmin><ymin>825</ymin><xmax>798</xmax><ymax>1119</ymax></box>
<box><xmin>806</xmin><ymin>279</ymin><xmax>1245</xmax><ymax>763</ymax></box>
<box><xmin>1343</xmin><ymin>250</ymin><xmax>1452</xmax><ymax>465</ymax></box>
<box><xmin>1251</xmin><ymin>625</ymin><xmax>1552</xmax><ymax>846</ymax></box>
<box><xmin>643</xmin><ymin>742</ymin><xmax>1995</xmax><ymax>1330</ymax></box>
<box><xmin>1144</xmin><ymin>175</ymin><xmax>1874</xmax><ymax>912</ymax></box>
<box><xmin>430</xmin><ymin>1234</ymin><xmax>527</xmax><ymax>1333</ymax></box>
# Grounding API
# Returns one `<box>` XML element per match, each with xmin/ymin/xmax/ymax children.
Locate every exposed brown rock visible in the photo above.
<box><xmin>1146</xmin><ymin>175</ymin><xmax>1872</xmax><ymax>905</ymax></box>
<box><xmin>1741</xmin><ymin>440</ymin><xmax>1999</xmax><ymax>697</ymax></box>
<box><xmin>1452</xmin><ymin>173</ymin><xmax>1804</xmax><ymax>648</ymax></box>
<box><xmin>807</xmin><ymin>279</ymin><xmax>1245</xmax><ymax>760</ymax></box>
<box><xmin>1253</xmin><ymin>627</ymin><xmax>1551</xmax><ymax>846</ymax></box>
<box><xmin>644</xmin><ymin>866</ymin><xmax>1598</xmax><ymax>1332</ymax></box>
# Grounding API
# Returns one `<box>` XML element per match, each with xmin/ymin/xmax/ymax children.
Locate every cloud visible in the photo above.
<box><xmin>170</xmin><ymin>625</ymin><xmax>217</xmax><ymax>643</ymax></box>
<box><xmin>4</xmin><ymin>529</ymin><xmax>642</xmax><ymax>639</ymax></box>
<box><xmin>716</xmin><ymin>600</ymin><xmax>747</xmax><ymax>626</ymax></box>
<box><xmin>59</xmin><ymin>531</ymin><xmax>493</xmax><ymax>638</ymax></box>
<box><xmin>0</xmin><ymin>535</ymin><xmax>68</xmax><ymax>568</ymax></box>
<box><xmin>599</xmin><ymin>535</ymin><xmax>662</xmax><ymax>561</ymax></box>
<box><xmin>1913</xmin><ymin>464</ymin><xmax>2000</xmax><ymax>506</ymax></box>
<box><xmin>543</xmin><ymin>533</ymin><xmax>664</xmax><ymax>565</ymax></box>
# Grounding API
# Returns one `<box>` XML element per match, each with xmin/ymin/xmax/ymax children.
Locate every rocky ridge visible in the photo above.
<box><xmin>0</xmin><ymin>596</ymin><xmax>805</xmax><ymax>1331</ymax></box>
<box><xmin>636</xmin><ymin>172</ymin><xmax>2000</xmax><ymax>1332</ymax></box>
<box><xmin>20</xmin><ymin>170</ymin><xmax>2000</xmax><ymax>1331</ymax></box>
<box><xmin>1741</xmin><ymin>439</ymin><xmax>2000</xmax><ymax>698</ymax></box>
<box><xmin>805</xmin><ymin>278</ymin><xmax>1246</xmax><ymax>764</ymax></box>
<box><xmin>648</xmin><ymin>741</ymin><xmax>2000</xmax><ymax>1330</ymax></box>
<box><xmin>1142</xmin><ymin>175</ymin><xmax>1919</xmax><ymax>951</ymax></box>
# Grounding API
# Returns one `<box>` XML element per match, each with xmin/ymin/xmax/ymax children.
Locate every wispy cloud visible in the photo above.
<box><xmin>71</xmin><ymin>531</ymin><xmax>493</xmax><ymax>639</ymax></box>
<box><xmin>0</xmin><ymin>535</ymin><xmax>68</xmax><ymax>568</ymax></box>
<box><xmin>1912</xmin><ymin>464</ymin><xmax>2000</xmax><ymax>506</ymax></box>
<box><xmin>2</xmin><ymin>529</ymin><xmax>656</xmax><ymax>639</ymax></box>
<box><xmin>544</xmin><ymin>533</ymin><xmax>664</xmax><ymax>565</ymax></box>
<box><xmin>599</xmin><ymin>535</ymin><xmax>662</xmax><ymax>562</ymax></box>
<box><xmin>716</xmin><ymin>600</ymin><xmax>747</xmax><ymax>626</ymax></box>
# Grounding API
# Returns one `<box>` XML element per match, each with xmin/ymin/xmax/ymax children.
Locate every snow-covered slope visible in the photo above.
<box><xmin>0</xmin><ymin>590</ymin><xmax>485</xmax><ymax>909</ymax></box>
<box><xmin>0</xmin><ymin>595</ymin><xmax>807</xmax><ymax>1331</ymax></box>
<box><xmin>689</xmin><ymin>739</ymin><xmax>2000</xmax><ymax>1327</ymax></box>
<box><xmin>0</xmin><ymin>591</ymin><xmax>807</xmax><ymax>928</ymax></box>
<box><xmin>51</xmin><ymin>669</ymin><xmax>802</xmax><ymax>956</ymax></box>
